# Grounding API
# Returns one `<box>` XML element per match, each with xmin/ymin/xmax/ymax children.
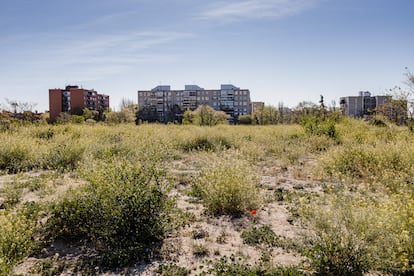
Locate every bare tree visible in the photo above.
<box><xmin>4</xmin><ymin>99</ymin><xmax>37</xmax><ymax>113</ymax></box>
<box><xmin>119</xmin><ymin>98</ymin><xmax>135</xmax><ymax>111</ymax></box>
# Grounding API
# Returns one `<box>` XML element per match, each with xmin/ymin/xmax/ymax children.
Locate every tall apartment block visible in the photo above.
<box><xmin>137</xmin><ymin>84</ymin><xmax>251</xmax><ymax>123</ymax></box>
<box><xmin>49</xmin><ymin>85</ymin><xmax>109</xmax><ymax>122</ymax></box>
<box><xmin>340</xmin><ymin>91</ymin><xmax>390</xmax><ymax>117</ymax></box>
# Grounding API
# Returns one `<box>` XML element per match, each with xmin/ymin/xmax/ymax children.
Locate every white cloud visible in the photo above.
<box><xmin>200</xmin><ymin>0</ymin><xmax>319</xmax><ymax>21</ymax></box>
<box><xmin>2</xmin><ymin>31</ymin><xmax>192</xmax><ymax>78</ymax></box>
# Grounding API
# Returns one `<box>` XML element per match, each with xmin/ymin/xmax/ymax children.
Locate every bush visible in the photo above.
<box><xmin>299</xmin><ymin>191</ymin><xmax>414</xmax><ymax>274</ymax></box>
<box><xmin>301</xmin><ymin>116</ymin><xmax>337</xmax><ymax>139</ymax></box>
<box><xmin>43</xmin><ymin>142</ymin><xmax>85</xmax><ymax>171</ymax></box>
<box><xmin>192</xmin><ymin>159</ymin><xmax>259</xmax><ymax>216</ymax></box>
<box><xmin>48</xmin><ymin>157</ymin><xmax>174</xmax><ymax>267</ymax></box>
<box><xmin>181</xmin><ymin>135</ymin><xmax>233</xmax><ymax>152</ymax></box>
<box><xmin>0</xmin><ymin>208</ymin><xmax>39</xmax><ymax>274</ymax></box>
<box><xmin>369</xmin><ymin>116</ymin><xmax>387</xmax><ymax>127</ymax></box>
<box><xmin>300</xmin><ymin>194</ymin><xmax>378</xmax><ymax>275</ymax></box>
<box><xmin>210</xmin><ymin>255</ymin><xmax>304</xmax><ymax>275</ymax></box>
<box><xmin>157</xmin><ymin>263</ymin><xmax>189</xmax><ymax>276</ymax></box>
<box><xmin>0</xmin><ymin>142</ymin><xmax>33</xmax><ymax>173</ymax></box>
<box><xmin>241</xmin><ymin>224</ymin><xmax>277</xmax><ymax>246</ymax></box>
<box><xmin>34</xmin><ymin>128</ymin><xmax>55</xmax><ymax>140</ymax></box>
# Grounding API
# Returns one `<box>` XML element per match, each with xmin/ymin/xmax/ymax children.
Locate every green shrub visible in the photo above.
<box><xmin>192</xmin><ymin>160</ymin><xmax>259</xmax><ymax>216</ymax></box>
<box><xmin>301</xmin><ymin>116</ymin><xmax>337</xmax><ymax>139</ymax></box>
<box><xmin>0</xmin><ymin>142</ymin><xmax>33</xmax><ymax>173</ymax></box>
<box><xmin>0</xmin><ymin>208</ymin><xmax>39</xmax><ymax>274</ymax></box>
<box><xmin>43</xmin><ymin>142</ymin><xmax>85</xmax><ymax>171</ymax></box>
<box><xmin>192</xmin><ymin>242</ymin><xmax>209</xmax><ymax>257</ymax></box>
<box><xmin>301</xmin><ymin>192</ymin><xmax>414</xmax><ymax>275</ymax></box>
<box><xmin>181</xmin><ymin>135</ymin><xmax>233</xmax><ymax>152</ymax></box>
<box><xmin>210</xmin><ymin>255</ymin><xmax>304</xmax><ymax>275</ymax></box>
<box><xmin>48</xmin><ymin>157</ymin><xmax>174</xmax><ymax>267</ymax></box>
<box><xmin>157</xmin><ymin>263</ymin><xmax>189</xmax><ymax>276</ymax></box>
<box><xmin>241</xmin><ymin>224</ymin><xmax>277</xmax><ymax>246</ymax></box>
<box><xmin>369</xmin><ymin>116</ymin><xmax>387</xmax><ymax>127</ymax></box>
<box><xmin>34</xmin><ymin>128</ymin><xmax>55</xmax><ymax>140</ymax></box>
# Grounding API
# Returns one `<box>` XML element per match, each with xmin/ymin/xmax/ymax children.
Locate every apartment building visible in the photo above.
<box><xmin>137</xmin><ymin>84</ymin><xmax>251</xmax><ymax>123</ymax></box>
<box><xmin>340</xmin><ymin>91</ymin><xmax>390</xmax><ymax>117</ymax></box>
<box><xmin>49</xmin><ymin>85</ymin><xmax>109</xmax><ymax>122</ymax></box>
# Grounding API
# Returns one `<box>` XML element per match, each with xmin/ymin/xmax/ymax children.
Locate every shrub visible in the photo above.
<box><xmin>298</xmin><ymin>191</ymin><xmax>414</xmax><ymax>274</ymax></box>
<box><xmin>157</xmin><ymin>263</ymin><xmax>189</xmax><ymax>276</ymax></box>
<box><xmin>34</xmin><ymin>128</ymin><xmax>55</xmax><ymax>140</ymax></box>
<box><xmin>0</xmin><ymin>141</ymin><xmax>33</xmax><ymax>173</ymax></box>
<box><xmin>210</xmin><ymin>255</ymin><xmax>304</xmax><ymax>275</ymax></box>
<box><xmin>301</xmin><ymin>116</ymin><xmax>337</xmax><ymax>139</ymax></box>
<box><xmin>181</xmin><ymin>135</ymin><xmax>232</xmax><ymax>152</ymax></box>
<box><xmin>43</xmin><ymin>142</ymin><xmax>85</xmax><ymax>171</ymax></box>
<box><xmin>0</xmin><ymin>208</ymin><xmax>39</xmax><ymax>274</ymax></box>
<box><xmin>192</xmin><ymin>242</ymin><xmax>209</xmax><ymax>257</ymax></box>
<box><xmin>369</xmin><ymin>116</ymin><xmax>387</xmax><ymax>127</ymax></box>
<box><xmin>192</xmin><ymin>159</ymin><xmax>259</xmax><ymax>216</ymax></box>
<box><xmin>48</xmin><ymin>157</ymin><xmax>174</xmax><ymax>267</ymax></box>
<box><xmin>241</xmin><ymin>224</ymin><xmax>277</xmax><ymax>246</ymax></box>
<box><xmin>300</xmin><ymin>195</ymin><xmax>378</xmax><ymax>274</ymax></box>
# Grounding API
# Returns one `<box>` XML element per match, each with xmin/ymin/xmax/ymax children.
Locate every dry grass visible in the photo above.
<box><xmin>0</xmin><ymin>120</ymin><xmax>412</xmax><ymax>275</ymax></box>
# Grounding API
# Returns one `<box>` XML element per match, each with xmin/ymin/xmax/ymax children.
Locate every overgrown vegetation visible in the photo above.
<box><xmin>0</xmin><ymin>119</ymin><xmax>413</xmax><ymax>274</ymax></box>
<box><xmin>48</xmin><ymin>157</ymin><xmax>174</xmax><ymax>267</ymax></box>
<box><xmin>191</xmin><ymin>158</ymin><xmax>259</xmax><ymax>216</ymax></box>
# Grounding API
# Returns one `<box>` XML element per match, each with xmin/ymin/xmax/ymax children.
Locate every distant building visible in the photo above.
<box><xmin>340</xmin><ymin>91</ymin><xmax>390</xmax><ymax>117</ymax></box>
<box><xmin>49</xmin><ymin>85</ymin><xmax>109</xmax><ymax>122</ymax></box>
<box><xmin>137</xmin><ymin>84</ymin><xmax>251</xmax><ymax>123</ymax></box>
<box><xmin>251</xmin><ymin>102</ymin><xmax>265</xmax><ymax>113</ymax></box>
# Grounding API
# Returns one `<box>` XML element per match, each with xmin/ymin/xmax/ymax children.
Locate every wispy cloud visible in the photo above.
<box><xmin>200</xmin><ymin>0</ymin><xmax>319</xmax><ymax>21</ymax></box>
<box><xmin>2</xmin><ymin>31</ymin><xmax>192</xmax><ymax>79</ymax></box>
<box><xmin>53</xmin><ymin>31</ymin><xmax>192</xmax><ymax>65</ymax></box>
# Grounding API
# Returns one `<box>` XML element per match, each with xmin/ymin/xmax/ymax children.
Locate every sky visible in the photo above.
<box><xmin>0</xmin><ymin>0</ymin><xmax>413</xmax><ymax>112</ymax></box>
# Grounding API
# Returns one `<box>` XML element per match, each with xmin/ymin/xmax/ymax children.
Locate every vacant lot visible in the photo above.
<box><xmin>0</xmin><ymin>119</ymin><xmax>413</xmax><ymax>275</ymax></box>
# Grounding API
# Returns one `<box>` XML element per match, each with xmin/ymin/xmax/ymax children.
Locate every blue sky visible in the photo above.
<box><xmin>0</xmin><ymin>0</ymin><xmax>413</xmax><ymax>111</ymax></box>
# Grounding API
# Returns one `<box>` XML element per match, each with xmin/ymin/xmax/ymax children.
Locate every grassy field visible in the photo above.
<box><xmin>0</xmin><ymin>118</ymin><xmax>413</xmax><ymax>275</ymax></box>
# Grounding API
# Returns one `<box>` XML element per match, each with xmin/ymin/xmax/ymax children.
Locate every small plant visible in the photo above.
<box><xmin>241</xmin><ymin>224</ymin><xmax>277</xmax><ymax>247</ymax></box>
<box><xmin>2</xmin><ymin>185</ymin><xmax>22</xmax><ymax>209</ymax></box>
<box><xmin>216</xmin><ymin>230</ymin><xmax>228</xmax><ymax>244</ymax></box>
<box><xmin>369</xmin><ymin>116</ymin><xmax>387</xmax><ymax>127</ymax></box>
<box><xmin>192</xmin><ymin>159</ymin><xmax>259</xmax><ymax>216</ymax></box>
<box><xmin>157</xmin><ymin>263</ymin><xmax>189</xmax><ymax>276</ymax></box>
<box><xmin>192</xmin><ymin>242</ymin><xmax>209</xmax><ymax>257</ymax></box>
<box><xmin>292</xmin><ymin>184</ymin><xmax>304</xmax><ymax>190</ymax></box>
<box><xmin>29</xmin><ymin>259</ymin><xmax>65</xmax><ymax>276</ymax></box>
<box><xmin>43</xmin><ymin>142</ymin><xmax>85</xmax><ymax>171</ymax></box>
<box><xmin>181</xmin><ymin>135</ymin><xmax>232</xmax><ymax>152</ymax></box>
<box><xmin>35</xmin><ymin>128</ymin><xmax>55</xmax><ymax>140</ymax></box>
<box><xmin>191</xmin><ymin>229</ymin><xmax>209</xmax><ymax>240</ymax></box>
<box><xmin>274</xmin><ymin>188</ymin><xmax>289</xmax><ymax>201</ymax></box>
<box><xmin>209</xmin><ymin>255</ymin><xmax>304</xmax><ymax>275</ymax></box>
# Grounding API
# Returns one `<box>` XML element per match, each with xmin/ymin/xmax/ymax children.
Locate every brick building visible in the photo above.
<box><xmin>49</xmin><ymin>85</ymin><xmax>109</xmax><ymax>122</ymax></box>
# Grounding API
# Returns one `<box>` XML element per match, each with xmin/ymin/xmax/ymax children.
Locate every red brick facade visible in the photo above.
<box><xmin>49</xmin><ymin>85</ymin><xmax>109</xmax><ymax>122</ymax></box>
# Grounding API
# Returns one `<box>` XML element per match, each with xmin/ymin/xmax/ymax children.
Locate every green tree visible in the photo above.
<box><xmin>237</xmin><ymin>114</ymin><xmax>253</xmax><ymax>124</ymax></box>
<box><xmin>193</xmin><ymin>105</ymin><xmax>229</xmax><ymax>126</ymax></box>
<box><xmin>105</xmin><ymin>108</ymin><xmax>136</xmax><ymax>124</ymax></box>
<box><xmin>182</xmin><ymin>110</ymin><xmax>194</xmax><ymax>125</ymax></box>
